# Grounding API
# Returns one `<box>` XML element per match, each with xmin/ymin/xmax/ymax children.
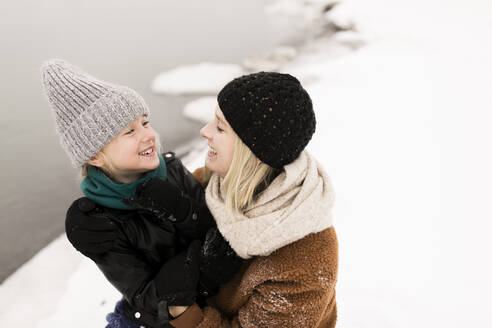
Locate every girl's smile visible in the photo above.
<box><xmin>89</xmin><ymin>114</ymin><xmax>160</xmax><ymax>183</ymax></box>
<box><xmin>138</xmin><ymin>146</ymin><xmax>156</xmax><ymax>157</ymax></box>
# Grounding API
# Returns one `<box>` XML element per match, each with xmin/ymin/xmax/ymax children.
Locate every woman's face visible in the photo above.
<box><xmin>89</xmin><ymin>114</ymin><xmax>160</xmax><ymax>183</ymax></box>
<box><xmin>200</xmin><ymin>106</ymin><xmax>235</xmax><ymax>178</ymax></box>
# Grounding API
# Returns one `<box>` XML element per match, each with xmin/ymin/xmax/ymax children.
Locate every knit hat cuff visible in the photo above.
<box><xmin>61</xmin><ymin>88</ymin><xmax>150</xmax><ymax>167</ymax></box>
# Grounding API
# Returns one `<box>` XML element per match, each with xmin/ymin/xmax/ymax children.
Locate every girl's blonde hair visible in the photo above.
<box><xmin>80</xmin><ymin>151</ymin><xmax>114</xmax><ymax>180</ymax></box>
<box><xmin>80</xmin><ymin>134</ymin><xmax>163</xmax><ymax>180</ymax></box>
<box><xmin>202</xmin><ymin>135</ymin><xmax>280</xmax><ymax>215</ymax></box>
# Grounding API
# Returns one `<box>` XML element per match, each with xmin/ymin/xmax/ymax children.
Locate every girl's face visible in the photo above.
<box><xmin>200</xmin><ymin>106</ymin><xmax>235</xmax><ymax>178</ymax></box>
<box><xmin>89</xmin><ymin>114</ymin><xmax>160</xmax><ymax>183</ymax></box>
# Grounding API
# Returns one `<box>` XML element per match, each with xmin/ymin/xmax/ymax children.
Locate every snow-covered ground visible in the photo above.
<box><xmin>2</xmin><ymin>0</ymin><xmax>492</xmax><ymax>327</ymax></box>
<box><xmin>151</xmin><ymin>63</ymin><xmax>244</xmax><ymax>95</ymax></box>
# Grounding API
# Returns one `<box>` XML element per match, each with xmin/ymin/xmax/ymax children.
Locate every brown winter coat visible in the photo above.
<box><xmin>171</xmin><ymin>154</ymin><xmax>338</xmax><ymax>328</ymax></box>
<box><xmin>171</xmin><ymin>227</ymin><xmax>338</xmax><ymax>328</ymax></box>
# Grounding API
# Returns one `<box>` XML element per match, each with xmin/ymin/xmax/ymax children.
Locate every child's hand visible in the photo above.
<box><xmin>124</xmin><ymin>177</ymin><xmax>191</xmax><ymax>222</ymax></box>
<box><xmin>65</xmin><ymin>197</ymin><xmax>119</xmax><ymax>257</ymax></box>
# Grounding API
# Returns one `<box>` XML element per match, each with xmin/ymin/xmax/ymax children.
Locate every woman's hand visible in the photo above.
<box><xmin>168</xmin><ymin>305</ymin><xmax>189</xmax><ymax>318</ymax></box>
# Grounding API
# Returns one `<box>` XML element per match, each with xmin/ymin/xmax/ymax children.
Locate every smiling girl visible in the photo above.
<box><xmin>41</xmin><ymin>59</ymin><xmax>242</xmax><ymax>328</ymax></box>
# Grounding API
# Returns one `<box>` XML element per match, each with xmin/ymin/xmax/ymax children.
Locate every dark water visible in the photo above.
<box><xmin>0</xmin><ymin>0</ymin><xmax>299</xmax><ymax>282</ymax></box>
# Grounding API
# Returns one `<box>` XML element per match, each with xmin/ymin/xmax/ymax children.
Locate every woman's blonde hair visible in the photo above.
<box><xmin>80</xmin><ymin>134</ymin><xmax>163</xmax><ymax>181</ymax></box>
<box><xmin>202</xmin><ymin>135</ymin><xmax>280</xmax><ymax>215</ymax></box>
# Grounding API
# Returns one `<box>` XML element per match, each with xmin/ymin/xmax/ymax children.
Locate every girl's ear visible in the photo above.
<box><xmin>87</xmin><ymin>155</ymin><xmax>104</xmax><ymax>168</ymax></box>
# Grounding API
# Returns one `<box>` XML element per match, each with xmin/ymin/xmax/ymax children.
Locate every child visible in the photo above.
<box><xmin>41</xmin><ymin>59</ymin><xmax>241</xmax><ymax>328</ymax></box>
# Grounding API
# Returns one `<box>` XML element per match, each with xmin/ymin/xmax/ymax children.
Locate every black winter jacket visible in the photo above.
<box><xmin>65</xmin><ymin>152</ymin><xmax>215</xmax><ymax>327</ymax></box>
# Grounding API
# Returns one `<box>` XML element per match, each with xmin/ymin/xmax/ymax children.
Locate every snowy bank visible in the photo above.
<box><xmin>182</xmin><ymin>97</ymin><xmax>217</xmax><ymax>124</ymax></box>
<box><xmin>151</xmin><ymin>62</ymin><xmax>243</xmax><ymax>95</ymax></box>
<box><xmin>0</xmin><ymin>235</ymin><xmax>119</xmax><ymax>328</ymax></box>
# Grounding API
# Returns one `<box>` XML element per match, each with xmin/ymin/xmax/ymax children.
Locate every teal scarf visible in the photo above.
<box><xmin>81</xmin><ymin>153</ymin><xmax>167</xmax><ymax>210</ymax></box>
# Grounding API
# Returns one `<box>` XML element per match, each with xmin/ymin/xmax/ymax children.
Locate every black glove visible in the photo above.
<box><xmin>155</xmin><ymin>239</ymin><xmax>202</xmax><ymax>306</ymax></box>
<box><xmin>198</xmin><ymin>228</ymin><xmax>244</xmax><ymax>296</ymax></box>
<box><xmin>123</xmin><ymin>177</ymin><xmax>191</xmax><ymax>222</ymax></box>
<box><xmin>65</xmin><ymin>197</ymin><xmax>118</xmax><ymax>257</ymax></box>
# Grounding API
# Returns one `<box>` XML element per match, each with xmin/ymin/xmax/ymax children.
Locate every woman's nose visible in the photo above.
<box><xmin>200</xmin><ymin>123</ymin><xmax>211</xmax><ymax>139</ymax></box>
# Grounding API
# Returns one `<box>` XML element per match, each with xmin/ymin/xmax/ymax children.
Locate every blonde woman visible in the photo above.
<box><xmin>170</xmin><ymin>72</ymin><xmax>338</xmax><ymax>328</ymax></box>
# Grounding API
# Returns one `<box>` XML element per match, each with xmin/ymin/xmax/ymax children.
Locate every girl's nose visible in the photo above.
<box><xmin>142</xmin><ymin>126</ymin><xmax>155</xmax><ymax>142</ymax></box>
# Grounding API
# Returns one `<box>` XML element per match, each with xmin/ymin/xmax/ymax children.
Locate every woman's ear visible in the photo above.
<box><xmin>87</xmin><ymin>155</ymin><xmax>104</xmax><ymax>168</ymax></box>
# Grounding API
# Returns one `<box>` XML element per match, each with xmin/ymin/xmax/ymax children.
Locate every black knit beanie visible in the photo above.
<box><xmin>217</xmin><ymin>71</ymin><xmax>316</xmax><ymax>169</ymax></box>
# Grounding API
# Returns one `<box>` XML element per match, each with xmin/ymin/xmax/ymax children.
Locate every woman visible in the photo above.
<box><xmin>171</xmin><ymin>71</ymin><xmax>338</xmax><ymax>328</ymax></box>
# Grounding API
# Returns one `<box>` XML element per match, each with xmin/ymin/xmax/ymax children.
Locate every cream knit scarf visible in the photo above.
<box><xmin>205</xmin><ymin>151</ymin><xmax>335</xmax><ymax>259</ymax></box>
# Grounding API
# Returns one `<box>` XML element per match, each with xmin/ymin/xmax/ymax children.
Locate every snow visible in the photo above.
<box><xmin>0</xmin><ymin>235</ymin><xmax>119</xmax><ymax>327</ymax></box>
<box><xmin>2</xmin><ymin>0</ymin><xmax>492</xmax><ymax>327</ymax></box>
<box><xmin>151</xmin><ymin>62</ymin><xmax>244</xmax><ymax>95</ymax></box>
<box><xmin>182</xmin><ymin>96</ymin><xmax>217</xmax><ymax>124</ymax></box>
<box><xmin>265</xmin><ymin>0</ymin><xmax>337</xmax><ymax>39</ymax></box>
<box><xmin>302</xmin><ymin>43</ymin><xmax>440</xmax><ymax>326</ymax></box>
<box><xmin>36</xmin><ymin>256</ymin><xmax>120</xmax><ymax>328</ymax></box>
<box><xmin>243</xmin><ymin>46</ymin><xmax>298</xmax><ymax>72</ymax></box>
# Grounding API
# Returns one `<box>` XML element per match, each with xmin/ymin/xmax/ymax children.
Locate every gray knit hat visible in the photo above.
<box><xmin>41</xmin><ymin>59</ymin><xmax>150</xmax><ymax>168</ymax></box>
